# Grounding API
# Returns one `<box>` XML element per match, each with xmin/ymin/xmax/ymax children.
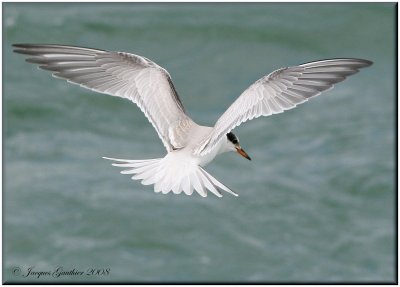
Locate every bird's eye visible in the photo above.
<box><xmin>227</xmin><ymin>132</ymin><xmax>239</xmax><ymax>145</ymax></box>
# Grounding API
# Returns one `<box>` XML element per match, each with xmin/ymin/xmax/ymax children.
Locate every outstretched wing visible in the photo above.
<box><xmin>13</xmin><ymin>44</ymin><xmax>195</xmax><ymax>152</ymax></box>
<box><xmin>195</xmin><ymin>58</ymin><xmax>372</xmax><ymax>155</ymax></box>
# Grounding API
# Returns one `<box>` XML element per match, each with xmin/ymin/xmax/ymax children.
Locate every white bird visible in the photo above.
<box><xmin>13</xmin><ymin>44</ymin><xmax>372</xmax><ymax>197</ymax></box>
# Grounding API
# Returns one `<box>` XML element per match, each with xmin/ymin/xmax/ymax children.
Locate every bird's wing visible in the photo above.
<box><xmin>194</xmin><ymin>58</ymin><xmax>372</xmax><ymax>155</ymax></box>
<box><xmin>13</xmin><ymin>44</ymin><xmax>195</xmax><ymax>152</ymax></box>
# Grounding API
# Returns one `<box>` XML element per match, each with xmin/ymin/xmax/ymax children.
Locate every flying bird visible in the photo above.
<box><xmin>13</xmin><ymin>44</ymin><xmax>372</xmax><ymax>197</ymax></box>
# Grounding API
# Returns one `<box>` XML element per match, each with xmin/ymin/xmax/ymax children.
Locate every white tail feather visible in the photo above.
<box><xmin>102</xmin><ymin>156</ymin><xmax>238</xmax><ymax>197</ymax></box>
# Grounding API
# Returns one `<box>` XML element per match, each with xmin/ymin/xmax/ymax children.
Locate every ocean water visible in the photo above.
<box><xmin>3</xmin><ymin>3</ymin><xmax>396</xmax><ymax>283</ymax></box>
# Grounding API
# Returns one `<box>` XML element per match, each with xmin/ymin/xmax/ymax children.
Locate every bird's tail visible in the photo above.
<box><xmin>102</xmin><ymin>156</ymin><xmax>238</xmax><ymax>197</ymax></box>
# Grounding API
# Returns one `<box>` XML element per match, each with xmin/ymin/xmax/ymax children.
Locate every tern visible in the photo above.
<box><xmin>13</xmin><ymin>44</ymin><xmax>372</xmax><ymax>197</ymax></box>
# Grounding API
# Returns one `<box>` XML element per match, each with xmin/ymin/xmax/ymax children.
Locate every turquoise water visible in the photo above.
<box><xmin>3</xmin><ymin>3</ymin><xmax>395</xmax><ymax>283</ymax></box>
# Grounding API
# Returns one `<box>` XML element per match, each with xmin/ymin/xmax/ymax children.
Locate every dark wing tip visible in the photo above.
<box><xmin>350</xmin><ymin>58</ymin><xmax>373</xmax><ymax>67</ymax></box>
<box><xmin>362</xmin><ymin>59</ymin><xmax>373</xmax><ymax>67</ymax></box>
<box><xmin>13</xmin><ymin>43</ymin><xmax>42</xmax><ymax>55</ymax></box>
<box><xmin>344</xmin><ymin>58</ymin><xmax>374</xmax><ymax>68</ymax></box>
<box><xmin>299</xmin><ymin>58</ymin><xmax>373</xmax><ymax>69</ymax></box>
<box><xmin>12</xmin><ymin>43</ymin><xmax>45</xmax><ymax>51</ymax></box>
<box><xmin>13</xmin><ymin>43</ymin><xmax>33</xmax><ymax>48</ymax></box>
<box><xmin>12</xmin><ymin>43</ymin><xmax>107</xmax><ymax>55</ymax></box>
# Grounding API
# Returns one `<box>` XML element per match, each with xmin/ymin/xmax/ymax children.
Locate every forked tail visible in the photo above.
<box><xmin>102</xmin><ymin>157</ymin><xmax>238</xmax><ymax>197</ymax></box>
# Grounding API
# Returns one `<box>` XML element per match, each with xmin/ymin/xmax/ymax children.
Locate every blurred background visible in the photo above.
<box><xmin>3</xmin><ymin>3</ymin><xmax>395</xmax><ymax>283</ymax></box>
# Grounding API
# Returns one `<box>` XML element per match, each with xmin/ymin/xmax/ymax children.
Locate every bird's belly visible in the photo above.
<box><xmin>165</xmin><ymin>148</ymin><xmax>200</xmax><ymax>168</ymax></box>
<box><xmin>196</xmin><ymin>148</ymin><xmax>220</xmax><ymax>167</ymax></box>
<box><xmin>167</xmin><ymin>146</ymin><xmax>218</xmax><ymax>168</ymax></box>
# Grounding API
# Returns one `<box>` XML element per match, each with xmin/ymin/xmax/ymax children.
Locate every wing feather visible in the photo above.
<box><xmin>195</xmin><ymin>58</ymin><xmax>372</xmax><ymax>155</ymax></box>
<box><xmin>13</xmin><ymin>44</ymin><xmax>195</xmax><ymax>151</ymax></box>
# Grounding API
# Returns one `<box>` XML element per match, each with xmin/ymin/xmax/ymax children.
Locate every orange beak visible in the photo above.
<box><xmin>236</xmin><ymin>147</ymin><xmax>251</xmax><ymax>161</ymax></box>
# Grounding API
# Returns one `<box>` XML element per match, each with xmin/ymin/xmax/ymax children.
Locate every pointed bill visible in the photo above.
<box><xmin>236</xmin><ymin>147</ymin><xmax>251</xmax><ymax>161</ymax></box>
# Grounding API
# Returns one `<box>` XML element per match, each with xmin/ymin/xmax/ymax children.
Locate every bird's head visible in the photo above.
<box><xmin>226</xmin><ymin>132</ymin><xmax>251</xmax><ymax>161</ymax></box>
